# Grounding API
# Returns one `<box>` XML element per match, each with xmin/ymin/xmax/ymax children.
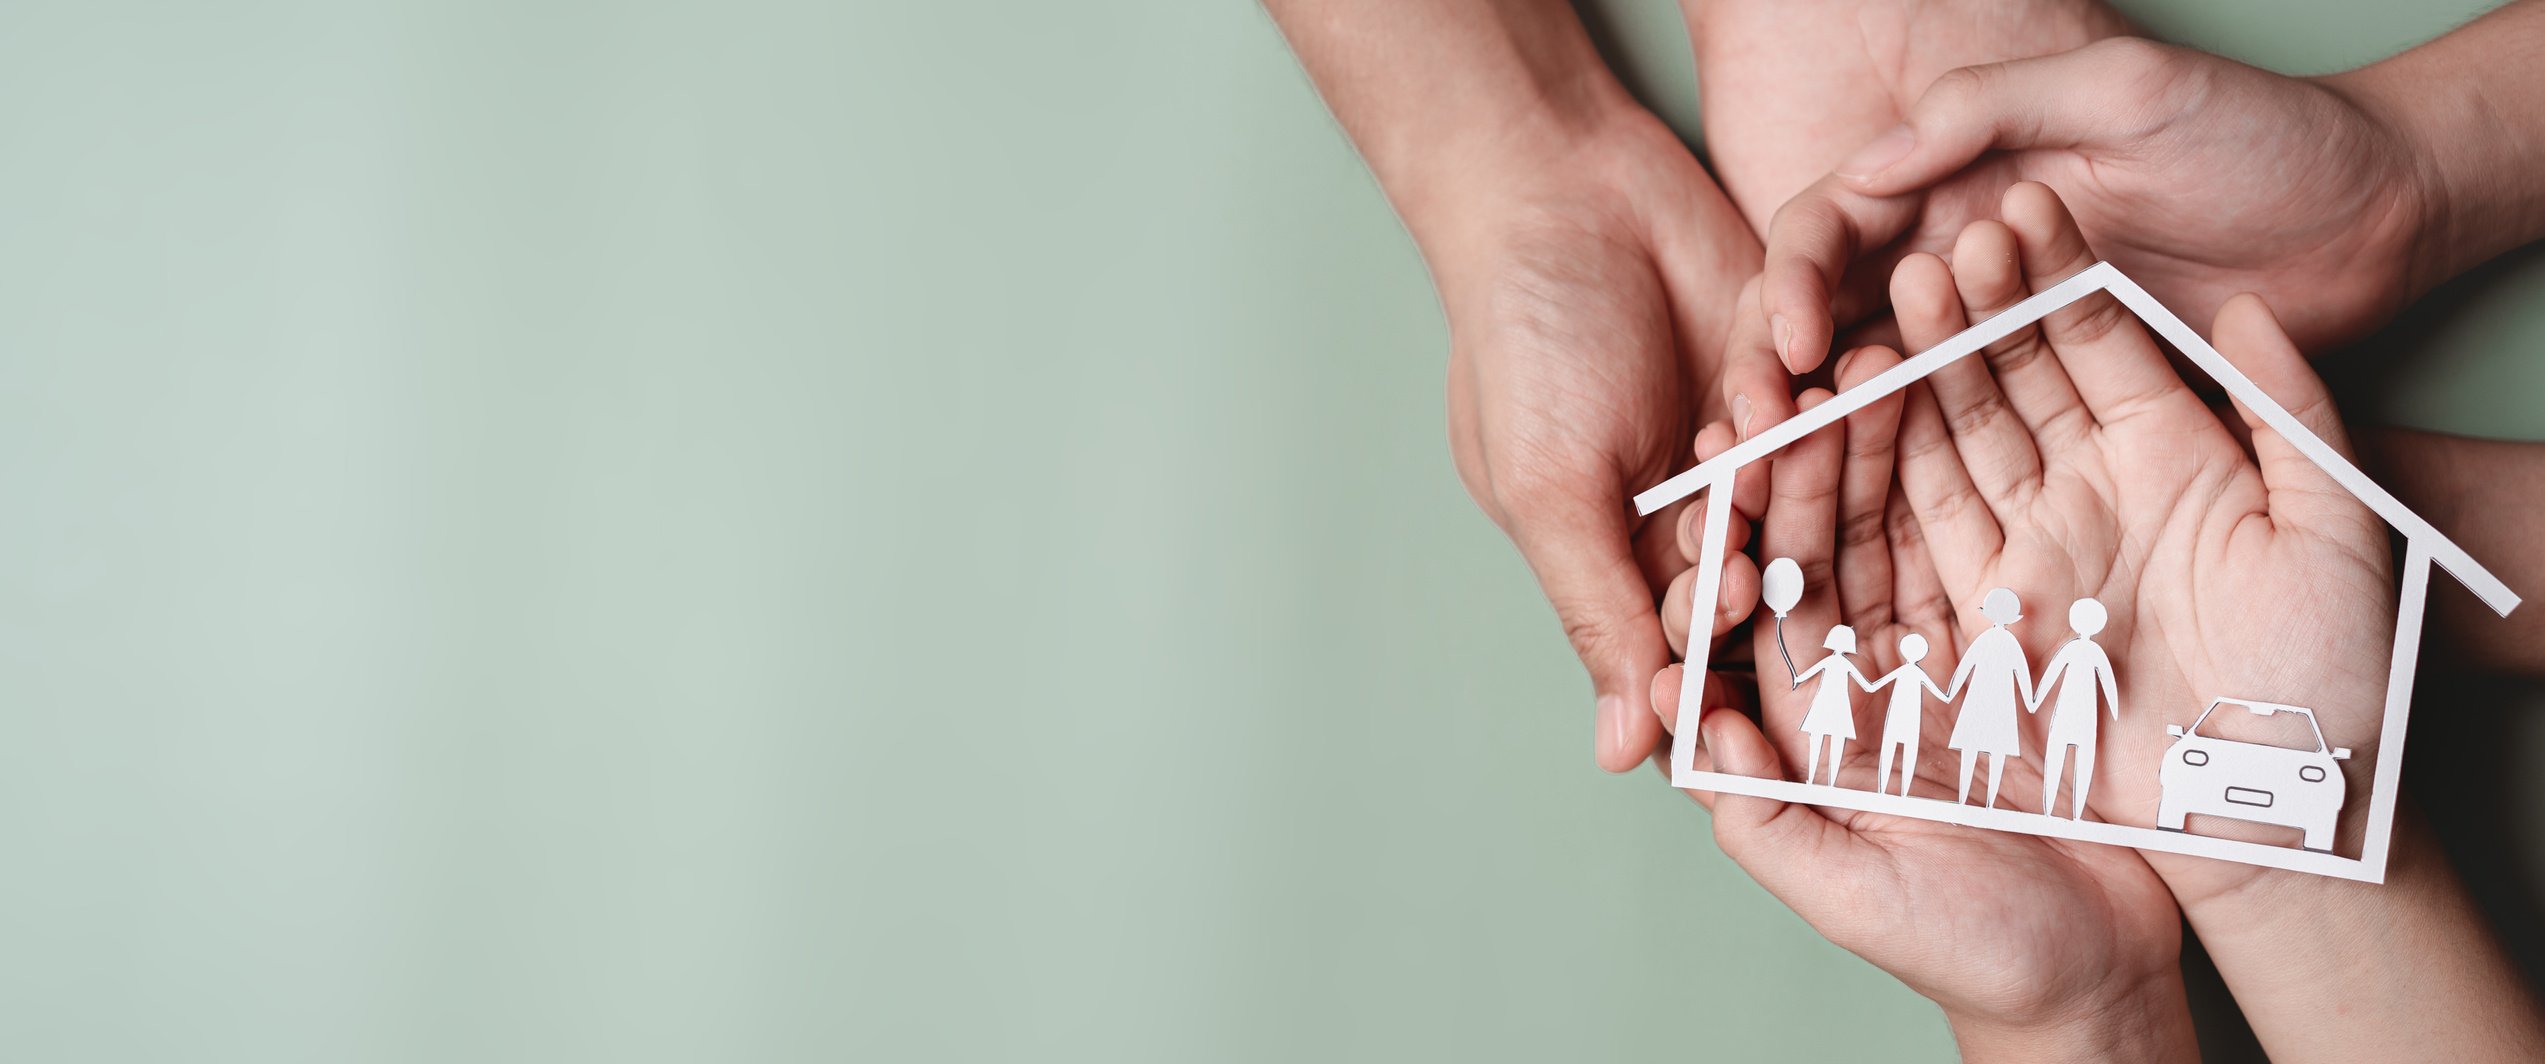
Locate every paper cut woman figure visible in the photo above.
<box><xmin>1794</xmin><ymin>625</ymin><xmax>1873</xmax><ymax>787</ymax></box>
<box><xmin>1946</xmin><ymin>588</ymin><xmax>2035</xmax><ymax>808</ymax></box>
<box><xmin>1869</xmin><ymin>633</ymin><xmax>1950</xmax><ymax>798</ymax></box>
<box><xmin>2033</xmin><ymin>598</ymin><xmax>2121</xmax><ymax>819</ymax></box>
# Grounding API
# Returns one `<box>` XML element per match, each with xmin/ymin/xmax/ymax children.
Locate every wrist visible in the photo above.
<box><xmin>1944</xmin><ymin>972</ymin><xmax>2198</xmax><ymax>1064</ymax></box>
<box><xmin>1389</xmin><ymin>83</ymin><xmax>1655</xmax><ymax>257</ymax></box>
<box><xmin>2174</xmin><ymin>817</ymin><xmax>2545</xmax><ymax>1062</ymax></box>
<box><xmin>2323</xmin><ymin>40</ymin><xmax>2545</xmax><ymax>295</ymax></box>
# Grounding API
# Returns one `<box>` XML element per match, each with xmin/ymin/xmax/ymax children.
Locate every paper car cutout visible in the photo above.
<box><xmin>2158</xmin><ymin>698</ymin><xmax>2350</xmax><ymax>853</ymax></box>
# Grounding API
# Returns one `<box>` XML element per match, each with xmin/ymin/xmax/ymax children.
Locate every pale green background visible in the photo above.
<box><xmin>0</xmin><ymin>1</ymin><xmax>2540</xmax><ymax>1061</ymax></box>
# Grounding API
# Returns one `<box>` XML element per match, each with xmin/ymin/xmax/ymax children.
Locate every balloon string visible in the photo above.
<box><xmin>1774</xmin><ymin>615</ymin><xmax>1799</xmax><ymax>690</ymax></box>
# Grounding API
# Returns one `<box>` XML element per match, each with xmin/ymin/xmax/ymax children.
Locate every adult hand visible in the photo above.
<box><xmin>1264</xmin><ymin>0</ymin><xmax>1760</xmax><ymax>770</ymax></box>
<box><xmin>1755</xmin><ymin>37</ymin><xmax>2432</xmax><ymax>383</ymax></box>
<box><xmin>1685</xmin><ymin>0</ymin><xmax>2128</xmax><ymax>234</ymax></box>
<box><xmin>1433</xmin><ymin>109</ymin><xmax>1759</xmax><ymax>771</ymax></box>
<box><xmin>1653</xmin><ymin>350</ymin><xmax>2191</xmax><ymax>1062</ymax></box>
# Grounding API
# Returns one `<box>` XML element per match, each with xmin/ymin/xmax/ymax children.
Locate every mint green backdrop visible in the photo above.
<box><xmin>0</xmin><ymin>1</ymin><xmax>2537</xmax><ymax>1061</ymax></box>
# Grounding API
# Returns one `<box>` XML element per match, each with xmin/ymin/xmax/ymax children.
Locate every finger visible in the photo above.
<box><xmin>1895</xmin><ymin>381</ymin><xmax>2005</xmax><ymax>595</ymax></box>
<box><xmin>1998</xmin><ymin>181</ymin><xmax>2206</xmax><ymax>432</ymax></box>
<box><xmin>1663</xmin><ymin>523</ymin><xmax>1761</xmax><ymax>656</ymax></box>
<box><xmin>1651</xmin><ymin>666</ymin><xmax>1713</xmax><ymax>809</ymax></box>
<box><xmin>1715</xmin><ymin>279</ymin><xmax>1786</xmax><ymax>521</ymax></box>
<box><xmin>1837</xmin><ymin>39</ymin><xmax>2183</xmax><ymax>196</ymax></box>
<box><xmin>1947</xmin><ymin>216</ymin><xmax>2091</xmax><ymax>454</ymax></box>
<box><xmin>1723</xmin><ymin>286</ymin><xmax>1803</xmax><ymax>458</ymax></box>
<box><xmin>1679</xmin><ymin>421</ymin><xmax>1754</xmax><ymax>561</ymax></box>
<box><xmin>2213</xmin><ymin>294</ymin><xmax>2379</xmax><ymax>536</ymax></box>
<box><xmin>1884</xmin><ymin>490</ymin><xmax>1957</xmax><ymax>638</ymax></box>
<box><xmin>1756</xmin><ymin>389</ymin><xmax>1848</xmax><ymax>761</ymax></box>
<box><xmin>1698</xmin><ymin>705</ymin><xmax>1863</xmax><ymax>889</ymax></box>
<box><xmin>1650</xmin><ymin>171</ymin><xmax>1769</xmax><ymax>419</ymax></box>
<box><xmin>1760</xmin><ymin>177</ymin><xmax>1928</xmax><ymax>378</ymax></box>
<box><xmin>1832</xmin><ymin>346</ymin><xmax>1907</xmax><ymax>631</ymax></box>
<box><xmin>1506</xmin><ymin>497</ymin><xmax>1672</xmax><ymax>774</ymax></box>
<box><xmin>1891</xmin><ymin>251</ymin><xmax>2043</xmax><ymax>518</ymax></box>
<box><xmin>1651</xmin><ymin>665</ymin><xmax>1751</xmax><ymax>814</ymax></box>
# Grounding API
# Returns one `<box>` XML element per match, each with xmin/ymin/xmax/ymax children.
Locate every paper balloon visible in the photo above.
<box><xmin>1761</xmin><ymin>556</ymin><xmax>1803</xmax><ymax>618</ymax></box>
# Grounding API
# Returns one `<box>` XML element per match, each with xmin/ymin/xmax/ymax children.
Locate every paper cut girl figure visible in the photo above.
<box><xmin>1947</xmin><ymin>588</ymin><xmax>2035</xmax><ymax>808</ymax></box>
<box><xmin>2033</xmin><ymin>598</ymin><xmax>2121</xmax><ymax>819</ymax></box>
<box><xmin>1869</xmin><ymin>633</ymin><xmax>1950</xmax><ymax>798</ymax></box>
<box><xmin>1794</xmin><ymin>625</ymin><xmax>1873</xmax><ymax>787</ymax></box>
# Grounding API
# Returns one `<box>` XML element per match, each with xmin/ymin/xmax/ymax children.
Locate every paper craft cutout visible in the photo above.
<box><xmin>1635</xmin><ymin>262</ymin><xmax>2520</xmax><ymax>883</ymax></box>
<box><xmin>1789</xmin><ymin>624</ymin><xmax>1869</xmax><ymax>786</ymax></box>
<box><xmin>1868</xmin><ymin>634</ymin><xmax>1947</xmax><ymax>798</ymax></box>
<box><xmin>1946</xmin><ymin>588</ymin><xmax>2032</xmax><ymax>809</ymax></box>
<box><xmin>2159</xmin><ymin>698</ymin><xmax>2350</xmax><ymax>853</ymax></box>
<box><xmin>2035</xmin><ymin>599</ymin><xmax>2119</xmax><ymax>820</ymax></box>
<box><xmin>1760</xmin><ymin>557</ymin><xmax>1805</xmax><ymax>682</ymax></box>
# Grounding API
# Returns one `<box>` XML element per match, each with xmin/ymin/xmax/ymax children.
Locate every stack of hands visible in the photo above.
<box><xmin>1269</xmin><ymin>1</ymin><xmax>2545</xmax><ymax>1059</ymax></box>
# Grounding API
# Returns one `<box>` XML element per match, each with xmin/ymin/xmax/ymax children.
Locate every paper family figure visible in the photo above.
<box><xmin>1946</xmin><ymin>588</ymin><xmax>2034</xmax><ymax>808</ymax></box>
<box><xmin>2034</xmin><ymin>599</ymin><xmax>2121</xmax><ymax>819</ymax></box>
<box><xmin>1790</xmin><ymin>626</ymin><xmax>1871</xmax><ymax>786</ymax></box>
<box><xmin>1869</xmin><ymin>635</ymin><xmax>1949</xmax><ymax>798</ymax></box>
<box><xmin>1631</xmin><ymin>262</ymin><xmax>2519</xmax><ymax>883</ymax></box>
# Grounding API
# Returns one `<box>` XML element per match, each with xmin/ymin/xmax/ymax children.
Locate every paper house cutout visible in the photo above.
<box><xmin>1634</xmin><ymin>262</ymin><xmax>2519</xmax><ymax>883</ymax></box>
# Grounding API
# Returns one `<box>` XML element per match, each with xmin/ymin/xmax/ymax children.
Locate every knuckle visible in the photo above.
<box><xmin>1487</xmin><ymin>461</ymin><xmax>1582</xmax><ymax>517</ymax></box>
<box><xmin>1792</xmin><ymin>555</ymin><xmax>1837</xmax><ymax>593</ymax></box>
<box><xmin>1929</xmin><ymin>477</ymin><xmax>1984</xmax><ymax>523</ymax></box>
<box><xmin>1558</xmin><ymin>607</ymin><xmax>1624</xmax><ymax>658</ymax></box>
<box><xmin>1983</xmin><ymin>331</ymin><xmax>2050</xmax><ymax>377</ymax></box>
<box><xmin>1944</xmin><ymin>390</ymin><xmax>2011</xmax><ymax>437</ymax></box>
<box><xmin>1922</xmin><ymin>64</ymin><xmax>1995</xmax><ymax>118</ymax></box>
<box><xmin>2038</xmin><ymin>404</ymin><xmax>2097</xmax><ymax>454</ymax></box>
<box><xmin>2048</xmin><ymin>292</ymin><xmax>2139</xmax><ymax>349</ymax></box>
<box><xmin>1840</xmin><ymin>507</ymin><xmax>1890</xmax><ymax>550</ymax></box>
<box><xmin>2089</xmin><ymin>36</ymin><xmax>2175</xmax><ymax>77</ymax></box>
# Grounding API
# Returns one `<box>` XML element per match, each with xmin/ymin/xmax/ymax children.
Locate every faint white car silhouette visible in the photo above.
<box><xmin>2156</xmin><ymin>698</ymin><xmax>2352</xmax><ymax>852</ymax></box>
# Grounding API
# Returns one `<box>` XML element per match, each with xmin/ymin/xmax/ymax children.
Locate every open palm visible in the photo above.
<box><xmin>1884</xmin><ymin>183</ymin><xmax>2396</xmax><ymax>907</ymax></box>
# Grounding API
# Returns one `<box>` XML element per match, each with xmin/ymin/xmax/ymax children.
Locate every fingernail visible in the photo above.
<box><xmin>1597</xmin><ymin>693</ymin><xmax>1628</xmax><ymax>757</ymax></box>
<box><xmin>1836</xmin><ymin>124</ymin><xmax>1915</xmax><ymax>182</ymax></box>
<box><xmin>1771</xmin><ymin>314</ymin><xmax>1792</xmax><ymax>366</ymax></box>
<box><xmin>1731</xmin><ymin>393</ymin><xmax>1754</xmax><ymax>440</ymax></box>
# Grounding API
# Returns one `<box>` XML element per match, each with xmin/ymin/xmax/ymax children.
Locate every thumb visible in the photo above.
<box><xmin>2212</xmin><ymin>294</ymin><xmax>2378</xmax><ymax>537</ymax></box>
<box><xmin>1694</xmin><ymin>706</ymin><xmax>1858</xmax><ymax>882</ymax></box>
<box><xmin>1839</xmin><ymin>38</ymin><xmax>2185</xmax><ymax>195</ymax></box>
<box><xmin>1513</xmin><ymin>501</ymin><xmax>1670</xmax><ymax>774</ymax></box>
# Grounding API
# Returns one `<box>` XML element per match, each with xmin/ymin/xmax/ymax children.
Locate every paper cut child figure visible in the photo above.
<box><xmin>1947</xmin><ymin>588</ymin><xmax>2036</xmax><ymax>808</ymax></box>
<box><xmin>1793</xmin><ymin>625</ymin><xmax>1873</xmax><ymax>787</ymax></box>
<box><xmin>1868</xmin><ymin>633</ymin><xmax>1950</xmax><ymax>798</ymax></box>
<box><xmin>2033</xmin><ymin>598</ymin><xmax>2120</xmax><ymax>819</ymax></box>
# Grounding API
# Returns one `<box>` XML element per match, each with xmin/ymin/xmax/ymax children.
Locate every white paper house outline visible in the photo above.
<box><xmin>1636</xmin><ymin>262</ymin><xmax>2520</xmax><ymax>883</ymax></box>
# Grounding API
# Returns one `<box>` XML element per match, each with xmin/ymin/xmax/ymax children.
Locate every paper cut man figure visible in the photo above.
<box><xmin>1869</xmin><ymin>633</ymin><xmax>1950</xmax><ymax>798</ymax></box>
<box><xmin>1794</xmin><ymin>625</ymin><xmax>1872</xmax><ymax>787</ymax></box>
<box><xmin>2034</xmin><ymin>598</ymin><xmax>2121</xmax><ymax>819</ymax></box>
<box><xmin>1947</xmin><ymin>588</ymin><xmax>2035</xmax><ymax>808</ymax></box>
